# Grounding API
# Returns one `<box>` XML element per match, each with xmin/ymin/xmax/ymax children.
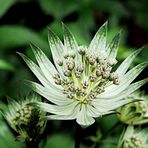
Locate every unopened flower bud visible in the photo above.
<box><xmin>64</xmin><ymin>69</ymin><xmax>71</xmax><ymax>77</ymax></box>
<box><xmin>119</xmin><ymin>125</ymin><xmax>148</xmax><ymax>148</ymax></box>
<box><xmin>117</xmin><ymin>92</ymin><xmax>148</xmax><ymax>125</ymax></box>
<box><xmin>2</xmin><ymin>94</ymin><xmax>46</xmax><ymax>143</ymax></box>
<box><xmin>66</xmin><ymin>59</ymin><xmax>75</xmax><ymax>70</ymax></box>
<box><xmin>57</xmin><ymin>59</ymin><xmax>63</xmax><ymax>66</ymax></box>
<box><xmin>78</xmin><ymin>46</ymin><xmax>87</xmax><ymax>55</ymax></box>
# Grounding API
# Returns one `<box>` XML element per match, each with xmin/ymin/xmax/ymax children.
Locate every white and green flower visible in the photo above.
<box><xmin>2</xmin><ymin>93</ymin><xmax>46</xmax><ymax>142</ymax></box>
<box><xmin>18</xmin><ymin>22</ymin><xmax>148</xmax><ymax>127</ymax></box>
<box><xmin>118</xmin><ymin>125</ymin><xmax>148</xmax><ymax>148</ymax></box>
<box><xmin>118</xmin><ymin>91</ymin><xmax>148</xmax><ymax>125</ymax></box>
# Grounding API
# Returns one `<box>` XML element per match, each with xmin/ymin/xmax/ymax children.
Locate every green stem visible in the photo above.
<box><xmin>93</xmin><ymin>121</ymin><xmax>120</xmax><ymax>148</ymax></box>
<box><xmin>103</xmin><ymin>121</ymin><xmax>120</xmax><ymax>138</ymax></box>
<box><xmin>74</xmin><ymin>124</ymin><xmax>82</xmax><ymax>148</ymax></box>
<box><xmin>25</xmin><ymin>140</ymin><xmax>39</xmax><ymax>148</ymax></box>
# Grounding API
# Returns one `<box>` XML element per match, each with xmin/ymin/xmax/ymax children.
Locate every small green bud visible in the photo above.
<box><xmin>66</xmin><ymin>59</ymin><xmax>75</xmax><ymax>70</ymax></box>
<box><xmin>64</xmin><ymin>69</ymin><xmax>71</xmax><ymax>77</ymax></box>
<box><xmin>117</xmin><ymin>92</ymin><xmax>148</xmax><ymax>125</ymax></box>
<box><xmin>57</xmin><ymin>59</ymin><xmax>63</xmax><ymax>66</ymax></box>
<box><xmin>78</xmin><ymin>46</ymin><xmax>87</xmax><ymax>55</ymax></box>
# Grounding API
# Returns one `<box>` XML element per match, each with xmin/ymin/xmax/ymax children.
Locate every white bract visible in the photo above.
<box><xmin>19</xmin><ymin>22</ymin><xmax>148</xmax><ymax>127</ymax></box>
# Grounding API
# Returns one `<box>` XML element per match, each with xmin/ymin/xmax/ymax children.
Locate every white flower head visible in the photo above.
<box><xmin>118</xmin><ymin>91</ymin><xmax>148</xmax><ymax>125</ymax></box>
<box><xmin>118</xmin><ymin>125</ymin><xmax>148</xmax><ymax>148</ymax></box>
<box><xmin>18</xmin><ymin>22</ymin><xmax>148</xmax><ymax>127</ymax></box>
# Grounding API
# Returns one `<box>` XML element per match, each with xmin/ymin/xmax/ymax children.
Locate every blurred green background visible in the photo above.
<box><xmin>0</xmin><ymin>0</ymin><xmax>148</xmax><ymax>148</ymax></box>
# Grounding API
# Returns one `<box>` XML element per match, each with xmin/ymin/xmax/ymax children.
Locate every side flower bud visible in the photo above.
<box><xmin>117</xmin><ymin>91</ymin><xmax>148</xmax><ymax>125</ymax></box>
<box><xmin>118</xmin><ymin>125</ymin><xmax>148</xmax><ymax>148</ymax></box>
<box><xmin>2</xmin><ymin>93</ymin><xmax>46</xmax><ymax>145</ymax></box>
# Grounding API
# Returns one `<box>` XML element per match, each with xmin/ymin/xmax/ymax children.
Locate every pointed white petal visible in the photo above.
<box><xmin>45</xmin><ymin>104</ymin><xmax>81</xmax><ymax>120</ymax></box>
<box><xmin>116</xmin><ymin>47</ymin><xmax>144</xmax><ymax>76</ymax></box>
<box><xmin>97</xmin><ymin>78</ymin><xmax>148</xmax><ymax>102</ymax></box>
<box><xmin>86</xmin><ymin>104</ymin><xmax>102</xmax><ymax>117</ymax></box>
<box><xmin>123</xmin><ymin>125</ymin><xmax>134</xmax><ymax>139</ymax></box>
<box><xmin>18</xmin><ymin>52</ymin><xmax>55</xmax><ymax>88</ymax></box>
<box><xmin>90</xmin><ymin>101</ymin><xmax>112</xmax><ymax>113</ymax></box>
<box><xmin>62</xmin><ymin>23</ymin><xmax>81</xmax><ymax>64</ymax></box>
<box><xmin>91</xmin><ymin>99</ymin><xmax>116</xmax><ymax>113</ymax></box>
<box><xmin>108</xmin><ymin>78</ymin><xmax>148</xmax><ymax>101</ymax></box>
<box><xmin>76</xmin><ymin>104</ymin><xmax>95</xmax><ymax>127</ymax></box>
<box><xmin>99</xmin><ymin>61</ymin><xmax>148</xmax><ymax>98</ymax></box>
<box><xmin>88</xmin><ymin>21</ymin><xmax>107</xmax><ymax>52</ymax></box>
<box><xmin>26</xmin><ymin>81</ymin><xmax>72</xmax><ymax>105</ymax></box>
<box><xmin>48</xmin><ymin>29</ymin><xmax>65</xmax><ymax>77</ymax></box>
<box><xmin>36</xmin><ymin>101</ymin><xmax>78</xmax><ymax>116</ymax></box>
<box><xmin>92</xmin><ymin>98</ymin><xmax>135</xmax><ymax>113</ymax></box>
<box><xmin>107</xmin><ymin>32</ymin><xmax>121</xmax><ymax>59</ymax></box>
<box><xmin>30</xmin><ymin>43</ymin><xmax>58</xmax><ymax>74</ymax></box>
<box><xmin>30</xmin><ymin>43</ymin><xmax>62</xmax><ymax>90</ymax></box>
<box><xmin>63</xmin><ymin>23</ymin><xmax>79</xmax><ymax>52</ymax></box>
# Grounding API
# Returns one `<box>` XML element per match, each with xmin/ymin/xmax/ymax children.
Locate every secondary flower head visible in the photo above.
<box><xmin>118</xmin><ymin>125</ymin><xmax>148</xmax><ymax>148</ymax></box>
<box><xmin>2</xmin><ymin>93</ymin><xmax>46</xmax><ymax>143</ymax></box>
<box><xmin>19</xmin><ymin>22</ymin><xmax>148</xmax><ymax>127</ymax></box>
<box><xmin>118</xmin><ymin>91</ymin><xmax>148</xmax><ymax>125</ymax></box>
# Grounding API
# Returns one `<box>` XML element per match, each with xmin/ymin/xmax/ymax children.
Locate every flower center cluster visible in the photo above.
<box><xmin>12</xmin><ymin>105</ymin><xmax>34</xmax><ymax>126</ymax></box>
<box><xmin>53</xmin><ymin>46</ymin><xmax>119</xmax><ymax>104</ymax></box>
<box><xmin>123</xmin><ymin>136</ymin><xmax>144</xmax><ymax>148</ymax></box>
<box><xmin>134</xmin><ymin>101</ymin><xmax>148</xmax><ymax>116</ymax></box>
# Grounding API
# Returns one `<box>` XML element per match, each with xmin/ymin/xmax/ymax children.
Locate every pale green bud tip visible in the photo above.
<box><xmin>64</xmin><ymin>51</ymin><xmax>75</xmax><ymax>59</ymax></box>
<box><xmin>78</xmin><ymin>46</ymin><xmax>87</xmax><ymax>55</ymax></box>
<box><xmin>118</xmin><ymin>92</ymin><xmax>148</xmax><ymax>125</ymax></box>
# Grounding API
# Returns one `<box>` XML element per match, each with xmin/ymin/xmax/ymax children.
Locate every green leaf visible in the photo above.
<box><xmin>0</xmin><ymin>59</ymin><xmax>14</xmax><ymax>71</ymax></box>
<box><xmin>0</xmin><ymin>25</ymin><xmax>48</xmax><ymax>51</ymax></box>
<box><xmin>0</xmin><ymin>119</ymin><xmax>23</xmax><ymax>148</ymax></box>
<box><xmin>44</xmin><ymin>134</ymin><xmax>73</xmax><ymax>148</ymax></box>
<box><xmin>43</xmin><ymin>22</ymin><xmax>89</xmax><ymax>45</ymax></box>
<box><xmin>38</xmin><ymin>0</ymin><xmax>79</xmax><ymax>19</ymax></box>
<box><xmin>0</xmin><ymin>0</ymin><xmax>16</xmax><ymax>17</ymax></box>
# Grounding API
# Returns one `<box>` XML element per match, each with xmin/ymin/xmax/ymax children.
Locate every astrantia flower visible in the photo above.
<box><xmin>2</xmin><ymin>94</ymin><xmax>46</xmax><ymax>143</ymax></box>
<box><xmin>18</xmin><ymin>22</ymin><xmax>148</xmax><ymax>127</ymax></box>
<box><xmin>118</xmin><ymin>125</ymin><xmax>148</xmax><ymax>148</ymax></box>
<box><xmin>118</xmin><ymin>91</ymin><xmax>148</xmax><ymax>125</ymax></box>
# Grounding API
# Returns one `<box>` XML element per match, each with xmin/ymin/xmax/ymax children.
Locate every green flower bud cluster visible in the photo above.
<box><xmin>3</xmin><ymin>94</ymin><xmax>46</xmax><ymax>143</ymax></box>
<box><xmin>12</xmin><ymin>105</ymin><xmax>34</xmax><ymax>127</ymax></box>
<box><xmin>119</xmin><ymin>125</ymin><xmax>148</xmax><ymax>148</ymax></box>
<box><xmin>123</xmin><ymin>136</ymin><xmax>143</xmax><ymax>148</ymax></box>
<box><xmin>53</xmin><ymin>46</ymin><xmax>120</xmax><ymax>104</ymax></box>
<box><xmin>117</xmin><ymin>92</ymin><xmax>148</xmax><ymax>125</ymax></box>
<box><xmin>134</xmin><ymin>101</ymin><xmax>147</xmax><ymax>115</ymax></box>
